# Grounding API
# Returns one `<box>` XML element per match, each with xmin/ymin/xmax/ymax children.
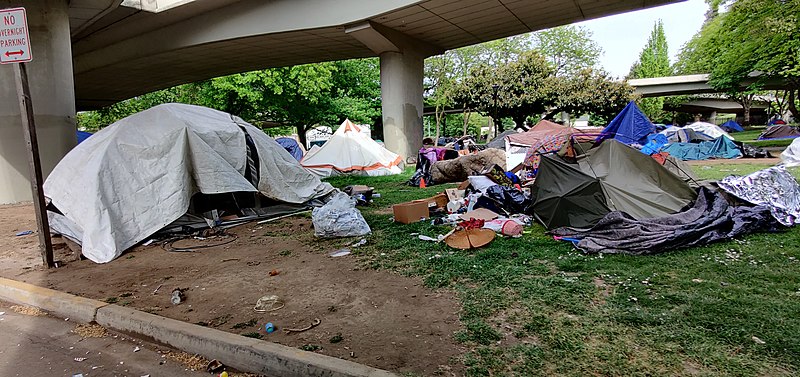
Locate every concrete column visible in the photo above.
<box><xmin>709</xmin><ymin>111</ymin><xmax>717</xmax><ymax>124</ymax></box>
<box><xmin>0</xmin><ymin>0</ymin><xmax>76</xmax><ymax>204</ymax></box>
<box><xmin>379</xmin><ymin>50</ymin><xmax>424</xmax><ymax>161</ymax></box>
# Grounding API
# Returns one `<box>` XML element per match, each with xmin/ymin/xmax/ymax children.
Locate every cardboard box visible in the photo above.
<box><xmin>419</xmin><ymin>193</ymin><xmax>449</xmax><ymax>209</ymax></box>
<box><xmin>392</xmin><ymin>200</ymin><xmax>430</xmax><ymax>224</ymax></box>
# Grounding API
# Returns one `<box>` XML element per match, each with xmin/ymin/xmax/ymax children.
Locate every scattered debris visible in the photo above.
<box><xmin>133</xmin><ymin>346</ymin><xmax>140</xmax><ymax>352</ymax></box>
<box><xmin>253</xmin><ymin>295</ymin><xmax>285</xmax><ymax>313</ymax></box>
<box><xmin>206</xmin><ymin>359</ymin><xmax>225</xmax><ymax>373</ymax></box>
<box><xmin>692</xmin><ymin>278</ymin><xmax>704</xmax><ymax>283</ymax></box>
<box><xmin>170</xmin><ymin>288</ymin><xmax>185</xmax><ymax>305</ymax></box>
<box><xmin>329</xmin><ymin>333</ymin><xmax>343</xmax><ymax>343</ymax></box>
<box><xmin>300</xmin><ymin>344</ymin><xmax>321</xmax><ymax>351</ymax></box>
<box><xmin>152</xmin><ymin>283</ymin><xmax>163</xmax><ymax>295</ymax></box>
<box><xmin>265</xmin><ymin>322</ymin><xmax>276</xmax><ymax>334</ymax></box>
<box><xmin>74</xmin><ymin>357</ymin><xmax>87</xmax><ymax>362</ymax></box>
<box><xmin>328</xmin><ymin>249</ymin><xmax>351</xmax><ymax>257</ymax></box>
<box><xmin>10</xmin><ymin>305</ymin><xmax>46</xmax><ymax>316</ymax></box>
<box><xmin>283</xmin><ymin>318</ymin><xmax>321</xmax><ymax>334</ymax></box>
<box><xmin>15</xmin><ymin>230</ymin><xmax>33</xmax><ymax>236</ymax></box>
<box><xmin>350</xmin><ymin>239</ymin><xmax>367</xmax><ymax>248</ymax></box>
<box><xmin>752</xmin><ymin>336</ymin><xmax>766</xmax><ymax>344</ymax></box>
<box><xmin>73</xmin><ymin>324</ymin><xmax>107</xmax><ymax>338</ymax></box>
<box><xmin>269</xmin><ymin>269</ymin><xmax>280</xmax><ymax>276</ymax></box>
<box><xmin>165</xmin><ymin>351</ymin><xmax>208</xmax><ymax>371</ymax></box>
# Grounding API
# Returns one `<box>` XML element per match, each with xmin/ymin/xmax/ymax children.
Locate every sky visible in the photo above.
<box><xmin>575</xmin><ymin>0</ymin><xmax>708</xmax><ymax>79</ymax></box>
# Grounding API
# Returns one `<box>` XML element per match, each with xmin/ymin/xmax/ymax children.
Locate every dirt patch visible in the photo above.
<box><xmin>592</xmin><ymin>277</ymin><xmax>613</xmax><ymax>307</ymax></box>
<box><xmin>0</xmin><ymin>204</ymin><xmax>465</xmax><ymax>375</ymax></box>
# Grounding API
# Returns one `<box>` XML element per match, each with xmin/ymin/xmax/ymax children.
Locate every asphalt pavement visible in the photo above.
<box><xmin>0</xmin><ymin>300</ymin><xmax>205</xmax><ymax>377</ymax></box>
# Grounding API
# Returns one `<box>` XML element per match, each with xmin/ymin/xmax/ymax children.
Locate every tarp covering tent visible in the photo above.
<box><xmin>685</xmin><ymin>121</ymin><xmax>734</xmax><ymax>140</ymax></box>
<box><xmin>531</xmin><ymin>140</ymin><xmax>697</xmax><ymax>229</ymax></box>
<box><xmin>276</xmin><ymin>137</ymin><xmax>305</xmax><ymax>161</ymax></box>
<box><xmin>76</xmin><ymin>130</ymin><xmax>92</xmax><ymax>144</ymax></box>
<box><xmin>550</xmin><ymin>187</ymin><xmax>778</xmax><ymax>255</ymax></box>
<box><xmin>487</xmin><ymin>129</ymin><xmax>520</xmax><ymax>149</ymax></box>
<box><xmin>659</xmin><ymin>126</ymin><xmax>712</xmax><ymax>143</ymax></box>
<box><xmin>758</xmin><ymin>125</ymin><xmax>800</xmax><ymax>140</ymax></box>
<box><xmin>661</xmin><ymin>136</ymin><xmax>743</xmax><ymax>161</ymax></box>
<box><xmin>781</xmin><ymin>138</ymin><xmax>800</xmax><ymax>167</ymax></box>
<box><xmin>44</xmin><ymin>103</ymin><xmax>335</xmax><ymax>263</ymax></box>
<box><xmin>596</xmin><ymin>101</ymin><xmax>655</xmax><ymax>145</ymax></box>
<box><xmin>505</xmin><ymin>120</ymin><xmax>601</xmax><ymax>169</ymax></box>
<box><xmin>721</xmin><ymin>120</ymin><xmax>744</xmax><ymax>132</ymax></box>
<box><xmin>301</xmin><ymin>119</ymin><xmax>402</xmax><ymax>177</ymax></box>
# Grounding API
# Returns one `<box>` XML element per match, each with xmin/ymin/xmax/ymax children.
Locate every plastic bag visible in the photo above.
<box><xmin>312</xmin><ymin>192</ymin><xmax>371</xmax><ymax>238</ymax></box>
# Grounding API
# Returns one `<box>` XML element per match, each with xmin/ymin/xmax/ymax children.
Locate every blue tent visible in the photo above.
<box><xmin>596</xmin><ymin>101</ymin><xmax>655</xmax><ymax>145</ymax></box>
<box><xmin>275</xmin><ymin>137</ymin><xmax>304</xmax><ymax>161</ymax></box>
<box><xmin>662</xmin><ymin>136</ymin><xmax>742</xmax><ymax>161</ymax></box>
<box><xmin>77</xmin><ymin>130</ymin><xmax>92</xmax><ymax>144</ymax></box>
<box><xmin>720</xmin><ymin>120</ymin><xmax>743</xmax><ymax>132</ymax></box>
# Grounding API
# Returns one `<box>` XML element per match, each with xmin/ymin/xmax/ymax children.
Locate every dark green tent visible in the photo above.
<box><xmin>532</xmin><ymin>140</ymin><xmax>697</xmax><ymax>229</ymax></box>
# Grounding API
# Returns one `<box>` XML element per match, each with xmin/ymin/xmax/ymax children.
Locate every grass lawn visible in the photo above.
<box><xmin>734</xmin><ymin>129</ymin><xmax>795</xmax><ymax>148</ymax></box>
<box><xmin>325</xmin><ymin>165</ymin><xmax>800</xmax><ymax>376</ymax></box>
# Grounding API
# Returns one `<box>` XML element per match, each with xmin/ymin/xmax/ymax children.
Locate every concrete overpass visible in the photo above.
<box><xmin>1</xmin><ymin>0</ymin><xmax>681</xmax><ymax>203</ymax></box>
<box><xmin>629</xmin><ymin>73</ymin><xmax>787</xmax><ymax>97</ymax></box>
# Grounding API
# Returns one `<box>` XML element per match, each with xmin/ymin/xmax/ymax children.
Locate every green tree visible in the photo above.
<box><xmin>677</xmin><ymin>0</ymin><xmax>800</xmax><ymax>123</ymax></box>
<box><xmin>629</xmin><ymin>20</ymin><xmax>672</xmax><ymax>123</ymax></box>
<box><xmin>77</xmin><ymin>58</ymin><xmax>382</xmax><ymax>143</ymax></box>
<box><xmin>534</xmin><ymin>25</ymin><xmax>603</xmax><ymax>76</ymax></box>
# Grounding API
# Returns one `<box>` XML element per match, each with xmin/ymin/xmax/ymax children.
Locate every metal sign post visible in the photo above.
<box><xmin>3</xmin><ymin>7</ymin><xmax>54</xmax><ymax>268</ymax></box>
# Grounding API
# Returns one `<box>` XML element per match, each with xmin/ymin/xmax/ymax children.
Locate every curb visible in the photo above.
<box><xmin>0</xmin><ymin>277</ymin><xmax>396</xmax><ymax>377</ymax></box>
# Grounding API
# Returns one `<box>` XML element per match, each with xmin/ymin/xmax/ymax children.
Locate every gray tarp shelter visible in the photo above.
<box><xmin>45</xmin><ymin>103</ymin><xmax>334</xmax><ymax>263</ymax></box>
<box><xmin>532</xmin><ymin>140</ymin><xmax>697</xmax><ymax>229</ymax></box>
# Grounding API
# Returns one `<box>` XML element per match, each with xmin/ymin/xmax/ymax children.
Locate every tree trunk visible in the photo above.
<box><xmin>462</xmin><ymin>107</ymin><xmax>472</xmax><ymax>137</ymax></box>
<box><xmin>513</xmin><ymin>116</ymin><xmax>526</xmax><ymax>130</ymax></box>
<box><xmin>434</xmin><ymin>104</ymin><xmax>442</xmax><ymax>146</ymax></box>
<box><xmin>296</xmin><ymin>125</ymin><xmax>307</xmax><ymax>149</ymax></box>
<box><xmin>789</xmin><ymin>89</ymin><xmax>799</xmax><ymax>120</ymax></box>
<box><xmin>736</xmin><ymin>93</ymin><xmax>754</xmax><ymax>126</ymax></box>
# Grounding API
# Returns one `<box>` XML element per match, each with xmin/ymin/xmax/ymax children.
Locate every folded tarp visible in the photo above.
<box><xmin>718</xmin><ymin>166</ymin><xmax>800</xmax><ymax>226</ymax></box>
<box><xmin>661</xmin><ymin>136</ymin><xmax>742</xmax><ymax>161</ymax></box>
<box><xmin>781</xmin><ymin>138</ymin><xmax>800</xmax><ymax>166</ymax></box>
<box><xmin>551</xmin><ymin>187</ymin><xmax>780</xmax><ymax>255</ymax></box>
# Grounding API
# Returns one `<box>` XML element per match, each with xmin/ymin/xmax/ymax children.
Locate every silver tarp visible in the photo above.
<box><xmin>718</xmin><ymin>166</ymin><xmax>800</xmax><ymax>226</ymax></box>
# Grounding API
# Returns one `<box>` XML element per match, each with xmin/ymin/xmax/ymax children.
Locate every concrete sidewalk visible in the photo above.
<box><xmin>0</xmin><ymin>277</ymin><xmax>395</xmax><ymax>377</ymax></box>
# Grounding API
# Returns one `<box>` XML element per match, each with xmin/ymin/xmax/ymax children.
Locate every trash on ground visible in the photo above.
<box><xmin>254</xmin><ymin>295</ymin><xmax>285</xmax><ymax>313</ymax></box>
<box><xmin>170</xmin><ymin>288</ymin><xmax>185</xmax><ymax>305</ymax></box>
<box><xmin>445</xmin><ymin>228</ymin><xmax>495</xmax><ymax>249</ymax></box>
<box><xmin>350</xmin><ymin>239</ymin><xmax>367</xmax><ymax>247</ymax></box>
<box><xmin>74</xmin><ymin>357</ymin><xmax>87</xmax><ymax>362</ymax></box>
<box><xmin>752</xmin><ymin>336</ymin><xmax>766</xmax><ymax>344</ymax></box>
<box><xmin>458</xmin><ymin>208</ymin><xmax>499</xmax><ymax>221</ymax></box>
<box><xmin>392</xmin><ymin>200</ymin><xmax>429</xmax><ymax>224</ymax></box>
<box><xmin>265</xmin><ymin>322</ymin><xmax>276</xmax><ymax>333</ymax></box>
<box><xmin>329</xmin><ymin>249</ymin><xmax>351</xmax><ymax>257</ymax></box>
<box><xmin>269</xmin><ymin>269</ymin><xmax>280</xmax><ymax>276</ymax></box>
<box><xmin>15</xmin><ymin>230</ymin><xmax>33</xmax><ymax>236</ymax></box>
<box><xmin>283</xmin><ymin>318</ymin><xmax>321</xmax><ymax>334</ymax></box>
<box><xmin>206</xmin><ymin>359</ymin><xmax>224</xmax><ymax>373</ymax></box>
<box><xmin>133</xmin><ymin>346</ymin><xmax>140</xmax><ymax>352</ymax></box>
<box><xmin>312</xmin><ymin>192</ymin><xmax>371</xmax><ymax>237</ymax></box>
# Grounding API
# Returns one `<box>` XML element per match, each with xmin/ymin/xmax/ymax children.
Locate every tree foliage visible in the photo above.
<box><xmin>77</xmin><ymin>59</ymin><xmax>382</xmax><ymax>143</ymax></box>
<box><xmin>677</xmin><ymin>0</ymin><xmax>800</xmax><ymax>121</ymax></box>
<box><xmin>629</xmin><ymin>20</ymin><xmax>672</xmax><ymax>123</ymax></box>
<box><xmin>534</xmin><ymin>25</ymin><xmax>603</xmax><ymax>76</ymax></box>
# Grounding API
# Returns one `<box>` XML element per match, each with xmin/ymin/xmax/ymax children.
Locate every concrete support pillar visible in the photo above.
<box><xmin>709</xmin><ymin>111</ymin><xmax>717</xmax><ymax>124</ymax></box>
<box><xmin>0</xmin><ymin>0</ymin><xmax>76</xmax><ymax>204</ymax></box>
<box><xmin>379</xmin><ymin>50</ymin><xmax>424</xmax><ymax>161</ymax></box>
<box><xmin>346</xmin><ymin>21</ymin><xmax>441</xmax><ymax>162</ymax></box>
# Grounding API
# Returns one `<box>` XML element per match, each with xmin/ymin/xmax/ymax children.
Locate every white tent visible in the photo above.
<box><xmin>301</xmin><ymin>119</ymin><xmax>402</xmax><ymax>177</ymax></box>
<box><xmin>686</xmin><ymin>121</ymin><xmax>734</xmax><ymax>140</ymax></box>
<box><xmin>44</xmin><ymin>103</ymin><xmax>334</xmax><ymax>263</ymax></box>
<box><xmin>781</xmin><ymin>138</ymin><xmax>800</xmax><ymax>167</ymax></box>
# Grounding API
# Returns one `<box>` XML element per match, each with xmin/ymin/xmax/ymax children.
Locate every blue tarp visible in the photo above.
<box><xmin>596</xmin><ymin>101</ymin><xmax>655</xmax><ymax>145</ymax></box>
<box><xmin>275</xmin><ymin>137</ymin><xmax>304</xmax><ymax>161</ymax></box>
<box><xmin>662</xmin><ymin>136</ymin><xmax>742</xmax><ymax>161</ymax></box>
<box><xmin>77</xmin><ymin>131</ymin><xmax>92</xmax><ymax>144</ymax></box>
<box><xmin>720</xmin><ymin>120</ymin><xmax>743</xmax><ymax>132</ymax></box>
<box><xmin>641</xmin><ymin>134</ymin><xmax>668</xmax><ymax>155</ymax></box>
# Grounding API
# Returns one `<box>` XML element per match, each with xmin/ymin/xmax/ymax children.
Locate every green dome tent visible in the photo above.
<box><xmin>531</xmin><ymin>140</ymin><xmax>697</xmax><ymax>229</ymax></box>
